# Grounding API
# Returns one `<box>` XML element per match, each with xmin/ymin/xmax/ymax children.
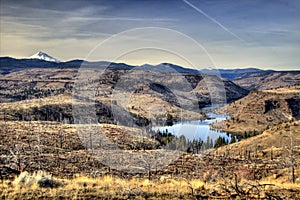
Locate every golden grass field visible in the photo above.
<box><xmin>1</xmin><ymin>171</ymin><xmax>300</xmax><ymax>200</ymax></box>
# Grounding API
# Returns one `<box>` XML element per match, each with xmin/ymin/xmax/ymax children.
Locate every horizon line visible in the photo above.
<box><xmin>1</xmin><ymin>54</ymin><xmax>299</xmax><ymax>71</ymax></box>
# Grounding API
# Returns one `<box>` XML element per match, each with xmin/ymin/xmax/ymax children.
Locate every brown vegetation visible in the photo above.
<box><xmin>211</xmin><ymin>86</ymin><xmax>300</xmax><ymax>134</ymax></box>
<box><xmin>1</xmin><ymin>63</ymin><xmax>300</xmax><ymax>198</ymax></box>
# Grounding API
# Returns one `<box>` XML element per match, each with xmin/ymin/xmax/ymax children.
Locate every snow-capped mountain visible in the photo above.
<box><xmin>29</xmin><ymin>51</ymin><xmax>60</xmax><ymax>63</ymax></box>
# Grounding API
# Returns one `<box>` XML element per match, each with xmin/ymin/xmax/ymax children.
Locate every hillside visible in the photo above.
<box><xmin>0</xmin><ymin>57</ymin><xmax>248</xmax><ymax>106</ymax></box>
<box><xmin>0</xmin><ymin>58</ymin><xmax>249</xmax><ymax>124</ymax></box>
<box><xmin>0</xmin><ymin>120</ymin><xmax>161</xmax><ymax>179</ymax></box>
<box><xmin>1</xmin><ymin>58</ymin><xmax>299</xmax><ymax>199</ymax></box>
<box><xmin>233</xmin><ymin>71</ymin><xmax>300</xmax><ymax>90</ymax></box>
<box><xmin>212</xmin><ymin>120</ymin><xmax>300</xmax><ymax>183</ymax></box>
<box><xmin>192</xmin><ymin>75</ymin><xmax>249</xmax><ymax>105</ymax></box>
<box><xmin>211</xmin><ymin>86</ymin><xmax>300</xmax><ymax>134</ymax></box>
<box><xmin>1</xmin><ymin>119</ymin><xmax>299</xmax><ymax>199</ymax></box>
<box><xmin>215</xmin><ymin>120</ymin><xmax>300</xmax><ymax>158</ymax></box>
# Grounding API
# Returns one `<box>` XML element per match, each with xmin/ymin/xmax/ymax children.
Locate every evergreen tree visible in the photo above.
<box><xmin>230</xmin><ymin>135</ymin><xmax>236</xmax><ymax>144</ymax></box>
<box><xmin>214</xmin><ymin>136</ymin><xmax>228</xmax><ymax>148</ymax></box>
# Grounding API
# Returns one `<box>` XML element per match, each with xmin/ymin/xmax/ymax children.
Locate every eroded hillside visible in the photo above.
<box><xmin>211</xmin><ymin>86</ymin><xmax>300</xmax><ymax>134</ymax></box>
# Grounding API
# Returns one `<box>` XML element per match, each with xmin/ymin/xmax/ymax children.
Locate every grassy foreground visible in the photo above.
<box><xmin>1</xmin><ymin>171</ymin><xmax>300</xmax><ymax>199</ymax></box>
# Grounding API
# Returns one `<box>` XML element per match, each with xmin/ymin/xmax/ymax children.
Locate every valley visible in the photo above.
<box><xmin>1</xmin><ymin>0</ymin><xmax>300</xmax><ymax>198</ymax></box>
<box><xmin>0</xmin><ymin>56</ymin><xmax>300</xmax><ymax>199</ymax></box>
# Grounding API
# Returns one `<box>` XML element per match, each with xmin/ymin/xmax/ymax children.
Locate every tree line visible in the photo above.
<box><xmin>153</xmin><ymin>129</ymin><xmax>237</xmax><ymax>153</ymax></box>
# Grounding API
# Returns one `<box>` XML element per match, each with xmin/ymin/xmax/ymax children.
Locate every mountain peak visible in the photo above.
<box><xmin>29</xmin><ymin>51</ymin><xmax>60</xmax><ymax>63</ymax></box>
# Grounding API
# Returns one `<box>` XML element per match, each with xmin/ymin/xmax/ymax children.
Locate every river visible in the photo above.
<box><xmin>152</xmin><ymin>112</ymin><xmax>235</xmax><ymax>145</ymax></box>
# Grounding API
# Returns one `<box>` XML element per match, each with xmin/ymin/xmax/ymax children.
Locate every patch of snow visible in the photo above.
<box><xmin>29</xmin><ymin>51</ymin><xmax>60</xmax><ymax>63</ymax></box>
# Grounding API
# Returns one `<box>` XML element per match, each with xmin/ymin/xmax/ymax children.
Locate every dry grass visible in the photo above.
<box><xmin>262</xmin><ymin>85</ymin><xmax>300</xmax><ymax>94</ymax></box>
<box><xmin>215</xmin><ymin>120</ymin><xmax>300</xmax><ymax>158</ymax></box>
<box><xmin>1</xmin><ymin>172</ymin><xmax>208</xmax><ymax>199</ymax></box>
<box><xmin>1</xmin><ymin>172</ymin><xmax>299</xmax><ymax>199</ymax></box>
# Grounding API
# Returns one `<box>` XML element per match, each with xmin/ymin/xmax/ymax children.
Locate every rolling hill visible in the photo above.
<box><xmin>233</xmin><ymin>71</ymin><xmax>300</xmax><ymax>90</ymax></box>
<box><xmin>211</xmin><ymin>86</ymin><xmax>300</xmax><ymax>134</ymax></box>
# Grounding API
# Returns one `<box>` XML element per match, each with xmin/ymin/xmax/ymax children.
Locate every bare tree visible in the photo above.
<box><xmin>289</xmin><ymin>131</ymin><xmax>295</xmax><ymax>183</ymax></box>
<box><xmin>9</xmin><ymin>144</ymin><xmax>29</xmax><ymax>172</ymax></box>
<box><xmin>141</xmin><ymin>155</ymin><xmax>152</xmax><ymax>181</ymax></box>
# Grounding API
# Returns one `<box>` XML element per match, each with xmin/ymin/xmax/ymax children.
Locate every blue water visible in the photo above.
<box><xmin>152</xmin><ymin>113</ymin><xmax>234</xmax><ymax>144</ymax></box>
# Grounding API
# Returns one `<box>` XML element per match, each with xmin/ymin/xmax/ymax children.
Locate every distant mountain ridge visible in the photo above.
<box><xmin>0</xmin><ymin>56</ymin><xmax>272</xmax><ymax>76</ymax></box>
<box><xmin>0</xmin><ymin>56</ymin><xmax>250</xmax><ymax>105</ymax></box>
<box><xmin>200</xmin><ymin>68</ymin><xmax>274</xmax><ymax>80</ymax></box>
<box><xmin>141</xmin><ymin>64</ymin><xmax>274</xmax><ymax>80</ymax></box>
<box><xmin>1</xmin><ymin>55</ymin><xmax>299</xmax><ymax>92</ymax></box>
<box><xmin>233</xmin><ymin>70</ymin><xmax>300</xmax><ymax>90</ymax></box>
<box><xmin>0</xmin><ymin>57</ymin><xmax>133</xmax><ymax>73</ymax></box>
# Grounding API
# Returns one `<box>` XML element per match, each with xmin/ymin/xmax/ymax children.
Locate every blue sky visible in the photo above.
<box><xmin>0</xmin><ymin>0</ymin><xmax>299</xmax><ymax>70</ymax></box>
